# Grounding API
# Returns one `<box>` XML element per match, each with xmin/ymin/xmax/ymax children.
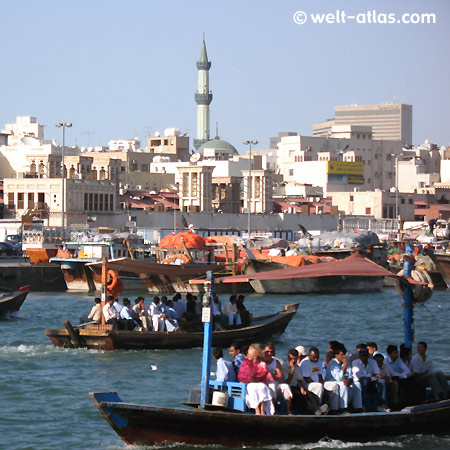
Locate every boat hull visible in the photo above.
<box><xmin>0</xmin><ymin>286</ymin><xmax>30</xmax><ymax>315</ymax></box>
<box><xmin>90</xmin><ymin>392</ymin><xmax>450</xmax><ymax>447</ymax></box>
<box><xmin>45</xmin><ymin>304</ymin><xmax>298</xmax><ymax>351</ymax></box>
<box><xmin>246</xmin><ymin>260</ymin><xmax>384</xmax><ymax>294</ymax></box>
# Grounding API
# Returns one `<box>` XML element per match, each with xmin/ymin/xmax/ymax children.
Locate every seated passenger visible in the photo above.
<box><xmin>238</xmin><ymin>344</ymin><xmax>274</xmax><ymax>415</ymax></box>
<box><xmin>282</xmin><ymin>348</ymin><xmax>327</xmax><ymax>415</ymax></box>
<box><xmin>352</xmin><ymin>348</ymin><xmax>386</xmax><ymax>411</ymax></box>
<box><xmin>236</xmin><ymin>295</ymin><xmax>251</xmax><ymax>326</ymax></box>
<box><xmin>300</xmin><ymin>347</ymin><xmax>339</xmax><ymax>413</ymax></box>
<box><xmin>133</xmin><ymin>297</ymin><xmax>149</xmax><ymax>331</ymax></box>
<box><xmin>295</xmin><ymin>345</ymin><xmax>308</xmax><ymax>366</ymax></box>
<box><xmin>325</xmin><ymin>345</ymin><xmax>363</xmax><ymax>412</ymax></box>
<box><xmin>164</xmin><ymin>300</ymin><xmax>179</xmax><ymax>332</ymax></box>
<box><xmin>410</xmin><ymin>341</ymin><xmax>449</xmax><ymax>402</ymax></box>
<box><xmin>386</xmin><ymin>344</ymin><xmax>417</xmax><ymax>405</ymax></box>
<box><xmin>119</xmin><ymin>298</ymin><xmax>138</xmax><ymax>330</ymax></box>
<box><xmin>223</xmin><ymin>295</ymin><xmax>241</xmax><ymax>326</ymax></box>
<box><xmin>80</xmin><ymin>297</ymin><xmax>102</xmax><ymax>324</ymax></box>
<box><xmin>229</xmin><ymin>342</ymin><xmax>246</xmax><ymax>377</ymax></box>
<box><xmin>103</xmin><ymin>296</ymin><xmax>120</xmax><ymax>329</ymax></box>
<box><xmin>366</xmin><ymin>341</ymin><xmax>380</xmax><ymax>357</ymax></box>
<box><xmin>213</xmin><ymin>348</ymin><xmax>237</xmax><ymax>382</ymax></box>
<box><xmin>374</xmin><ymin>353</ymin><xmax>398</xmax><ymax>410</ymax></box>
<box><xmin>262</xmin><ymin>342</ymin><xmax>293</xmax><ymax>414</ymax></box>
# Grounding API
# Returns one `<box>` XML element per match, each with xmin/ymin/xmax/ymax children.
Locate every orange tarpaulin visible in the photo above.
<box><xmin>159</xmin><ymin>232</ymin><xmax>207</xmax><ymax>248</ymax></box>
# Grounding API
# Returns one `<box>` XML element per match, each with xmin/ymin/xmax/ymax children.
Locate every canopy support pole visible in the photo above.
<box><xmin>403</xmin><ymin>260</ymin><xmax>414</xmax><ymax>349</ymax></box>
<box><xmin>200</xmin><ymin>271</ymin><xmax>213</xmax><ymax>408</ymax></box>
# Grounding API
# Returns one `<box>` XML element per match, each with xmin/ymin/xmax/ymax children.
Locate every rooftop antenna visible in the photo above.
<box><xmin>215</xmin><ymin>122</ymin><xmax>219</xmax><ymax>139</ymax></box>
<box><xmin>203</xmin><ymin>32</ymin><xmax>205</xmax><ymax>41</ymax></box>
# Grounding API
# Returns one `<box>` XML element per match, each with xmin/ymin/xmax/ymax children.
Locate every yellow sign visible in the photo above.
<box><xmin>348</xmin><ymin>174</ymin><xmax>365</xmax><ymax>184</ymax></box>
<box><xmin>326</xmin><ymin>161</ymin><xmax>364</xmax><ymax>175</ymax></box>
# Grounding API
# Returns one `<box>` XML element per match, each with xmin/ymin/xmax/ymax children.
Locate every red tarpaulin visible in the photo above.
<box><xmin>159</xmin><ymin>232</ymin><xmax>207</xmax><ymax>248</ymax></box>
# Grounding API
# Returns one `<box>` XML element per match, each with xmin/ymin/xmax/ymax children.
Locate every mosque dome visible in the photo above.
<box><xmin>198</xmin><ymin>136</ymin><xmax>239</xmax><ymax>156</ymax></box>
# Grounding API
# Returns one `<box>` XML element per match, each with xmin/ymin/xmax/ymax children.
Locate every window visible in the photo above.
<box><xmin>94</xmin><ymin>194</ymin><xmax>98</xmax><ymax>211</ymax></box>
<box><xmin>18</xmin><ymin>193</ymin><xmax>24</xmax><ymax>209</ymax></box>
<box><xmin>289</xmin><ymin>169</ymin><xmax>294</xmax><ymax>176</ymax></box>
<box><xmin>350</xmin><ymin>195</ymin><xmax>354</xmax><ymax>202</ymax></box>
<box><xmin>365</xmin><ymin>207</ymin><xmax>371</xmax><ymax>214</ymax></box>
<box><xmin>28</xmin><ymin>193</ymin><xmax>34</xmax><ymax>209</ymax></box>
<box><xmin>109</xmin><ymin>194</ymin><xmax>114</xmax><ymax>211</ymax></box>
<box><xmin>84</xmin><ymin>193</ymin><xmax>88</xmax><ymax>210</ymax></box>
<box><xmin>401</xmin><ymin>198</ymin><xmax>405</xmax><ymax>204</ymax></box>
<box><xmin>8</xmin><ymin>193</ymin><xmax>14</xmax><ymax>208</ymax></box>
<box><xmin>409</xmin><ymin>199</ymin><xmax>413</xmax><ymax>204</ymax></box>
<box><xmin>99</xmin><ymin>194</ymin><xmax>104</xmax><ymax>211</ymax></box>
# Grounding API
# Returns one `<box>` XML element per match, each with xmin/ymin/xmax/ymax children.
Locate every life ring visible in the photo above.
<box><xmin>107</xmin><ymin>270</ymin><xmax>119</xmax><ymax>290</ymax></box>
<box><xmin>395</xmin><ymin>269</ymin><xmax>433</xmax><ymax>303</ymax></box>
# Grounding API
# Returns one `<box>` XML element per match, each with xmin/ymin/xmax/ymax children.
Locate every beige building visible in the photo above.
<box><xmin>242</xmin><ymin>169</ymin><xmax>274</xmax><ymax>214</ymax></box>
<box><xmin>313</xmin><ymin>104</ymin><xmax>413</xmax><ymax>146</ymax></box>
<box><xmin>212</xmin><ymin>176</ymin><xmax>241</xmax><ymax>213</ymax></box>
<box><xmin>329</xmin><ymin>190</ymin><xmax>415</xmax><ymax>220</ymax></box>
<box><xmin>148</xmin><ymin>130</ymin><xmax>190</xmax><ymax>162</ymax></box>
<box><xmin>277</xmin><ymin>126</ymin><xmax>403</xmax><ymax>195</ymax></box>
<box><xmin>177</xmin><ymin>165</ymin><xmax>213</xmax><ymax>212</ymax></box>
<box><xmin>3</xmin><ymin>178</ymin><xmax>118</xmax><ymax>226</ymax></box>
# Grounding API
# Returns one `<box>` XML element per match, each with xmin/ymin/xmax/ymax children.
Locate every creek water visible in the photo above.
<box><xmin>1</xmin><ymin>288</ymin><xmax>449</xmax><ymax>450</ymax></box>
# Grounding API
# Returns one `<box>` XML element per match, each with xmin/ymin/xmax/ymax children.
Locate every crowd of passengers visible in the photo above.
<box><xmin>80</xmin><ymin>293</ymin><xmax>250</xmax><ymax>332</ymax></box>
<box><xmin>212</xmin><ymin>341</ymin><xmax>449</xmax><ymax>415</ymax></box>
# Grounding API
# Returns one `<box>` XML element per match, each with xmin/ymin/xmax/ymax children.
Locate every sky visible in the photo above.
<box><xmin>1</xmin><ymin>0</ymin><xmax>449</xmax><ymax>153</ymax></box>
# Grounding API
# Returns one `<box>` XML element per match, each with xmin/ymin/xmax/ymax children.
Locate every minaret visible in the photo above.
<box><xmin>194</xmin><ymin>38</ymin><xmax>212</xmax><ymax>150</ymax></box>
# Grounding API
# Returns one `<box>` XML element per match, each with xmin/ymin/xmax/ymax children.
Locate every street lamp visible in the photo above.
<box><xmin>390</xmin><ymin>153</ymin><xmax>403</xmax><ymax>220</ymax></box>
<box><xmin>243</xmin><ymin>140</ymin><xmax>258</xmax><ymax>239</ymax></box>
<box><xmin>56</xmin><ymin>122</ymin><xmax>72</xmax><ymax>238</ymax></box>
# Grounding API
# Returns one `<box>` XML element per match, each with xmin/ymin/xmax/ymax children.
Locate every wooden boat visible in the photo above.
<box><xmin>90</xmin><ymin>391</ymin><xmax>450</xmax><ymax>447</ymax></box>
<box><xmin>220</xmin><ymin>253</ymin><xmax>390</xmax><ymax>294</ymax></box>
<box><xmin>45</xmin><ymin>303</ymin><xmax>298</xmax><ymax>351</ymax></box>
<box><xmin>0</xmin><ymin>286</ymin><xmax>31</xmax><ymax>315</ymax></box>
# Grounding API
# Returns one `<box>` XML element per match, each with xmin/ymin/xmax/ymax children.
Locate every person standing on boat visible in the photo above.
<box><xmin>325</xmin><ymin>346</ymin><xmax>363</xmax><ymax>413</ymax></box>
<box><xmin>409</xmin><ymin>341</ymin><xmax>449</xmax><ymax>402</ymax></box>
<box><xmin>262</xmin><ymin>342</ymin><xmax>294</xmax><ymax>415</ymax></box>
<box><xmin>103</xmin><ymin>296</ymin><xmax>120</xmax><ymax>329</ymax></box>
<box><xmin>164</xmin><ymin>300</ymin><xmax>179</xmax><ymax>332</ymax></box>
<box><xmin>213</xmin><ymin>348</ymin><xmax>236</xmax><ymax>382</ymax></box>
<box><xmin>238</xmin><ymin>344</ymin><xmax>275</xmax><ymax>415</ymax></box>
<box><xmin>282</xmin><ymin>348</ymin><xmax>327</xmax><ymax>415</ymax></box>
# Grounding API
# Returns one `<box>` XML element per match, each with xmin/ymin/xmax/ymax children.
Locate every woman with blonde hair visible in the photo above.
<box><xmin>238</xmin><ymin>344</ymin><xmax>275</xmax><ymax>415</ymax></box>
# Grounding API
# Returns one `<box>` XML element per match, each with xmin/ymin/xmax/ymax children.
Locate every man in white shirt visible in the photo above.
<box><xmin>80</xmin><ymin>297</ymin><xmax>102</xmax><ymax>324</ymax></box>
<box><xmin>352</xmin><ymin>348</ymin><xmax>387</xmax><ymax>411</ymax></box>
<box><xmin>326</xmin><ymin>347</ymin><xmax>363</xmax><ymax>412</ymax></box>
<box><xmin>148</xmin><ymin>296</ymin><xmax>166</xmax><ymax>331</ymax></box>
<box><xmin>222</xmin><ymin>295</ymin><xmax>241</xmax><ymax>326</ymax></box>
<box><xmin>213</xmin><ymin>348</ymin><xmax>236</xmax><ymax>382</ymax></box>
<box><xmin>385</xmin><ymin>345</ymin><xmax>416</xmax><ymax>406</ymax></box>
<box><xmin>300</xmin><ymin>347</ymin><xmax>339</xmax><ymax>413</ymax></box>
<box><xmin>410</xmin><ymin>341</ymin><xmax>449</xmax><ymax>402</ymax></box>
<box><xmin>103</xmin><ymin>296</ymin><xmax>119</xmax><ymax>329</ymax></box>
<box><xmin>119</xmin><ymin>298</ymin><xmax>138</xmax><ymax>330</ymax></box>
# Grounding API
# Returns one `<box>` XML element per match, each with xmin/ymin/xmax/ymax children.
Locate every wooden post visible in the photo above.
<box><xmin>181</xmin><ymin>239</ymin><xmax>194</xmax><ymax>262</ymax></box>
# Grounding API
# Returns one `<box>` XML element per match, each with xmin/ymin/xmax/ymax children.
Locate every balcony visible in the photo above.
<box><xmin>195</xmin><ymin>92</ymin><xmax>213</xmax><ymax>105</ymax></box>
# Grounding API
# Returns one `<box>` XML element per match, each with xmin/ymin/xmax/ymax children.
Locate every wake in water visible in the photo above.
<box><xmin>0</xmin><ymin>344</ymin><xmax>99</xmax><ymax>358</ymax></box>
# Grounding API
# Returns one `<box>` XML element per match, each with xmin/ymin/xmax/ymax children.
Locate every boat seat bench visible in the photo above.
<box><xmin>208</xmin><ymin>380</ymin><xmax>247</xmax><ymax>411</ymax></box>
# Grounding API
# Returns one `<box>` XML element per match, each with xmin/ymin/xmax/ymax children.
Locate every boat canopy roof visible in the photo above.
<box><xmin>87</xmin><ymin>257</ymin><xmax>221</xmax><ymax>276</ymax></box>
<box><xmin>213</xmin><ymin>253</ymin><xmax>419</xmax><ymax>284</ymax></box>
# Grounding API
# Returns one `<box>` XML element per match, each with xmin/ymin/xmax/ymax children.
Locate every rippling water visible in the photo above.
<box><xmin>0</xmin><ymin>288</ymin><xmax>449</xmax><ymax>450</ymax></box>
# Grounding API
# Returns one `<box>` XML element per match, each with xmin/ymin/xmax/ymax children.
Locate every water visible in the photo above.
<box><xmin>1</xmin><ymin>288</ymin><xmax>449</xmax><ymax>450</ymax></box>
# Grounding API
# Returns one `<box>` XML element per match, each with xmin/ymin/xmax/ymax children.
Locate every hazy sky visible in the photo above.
<box><xmin>1</xmin><ymin>0</ymin><xmax>449</xmax><ymax>152</ymax></box>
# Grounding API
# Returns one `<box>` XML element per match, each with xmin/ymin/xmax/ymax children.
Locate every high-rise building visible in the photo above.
<box><xmin>313</xmin><ymin>104</ymin><xmax>413</xmax><ymax>146</ymax></box>
<box><xmin>193</xmin><ymin>39</ymin><xmax>212</xmax><ymax>150</ymax></box>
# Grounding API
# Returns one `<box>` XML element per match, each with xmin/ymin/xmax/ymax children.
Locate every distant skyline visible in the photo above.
<box><xmin>1</xmin><ymin>0</ymin><xmax>449</xmax><ymax>152</ymax></box>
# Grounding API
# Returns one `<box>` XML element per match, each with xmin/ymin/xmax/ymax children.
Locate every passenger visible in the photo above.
<box><xmin>295</xmin><ymin>345</ymin><xmax>308</xmax><ymax>366</ymax></box>
<box><xmin>325</xmin><ymin>345</ymin><xmax>363</xmax><ymax>413</ymax></box>
<box><xmin>120</xmin><ymin>298</ymin><xmax>138</xmax><ymax>330</ymax></box>
<box><xmin>213</xmin><ymin>348</ymin><xmax>237</xmax><ymax>382</ymax></box>
<box><xmin>386</xmin><ymin>345</ymin><xmax>417</xmax><ymax>405</ymax></box>
<box><xmin>103</xmin><ymin>296</ymin><xmax>120</xmax><ymax>329</ymax></box>
<box><xmin>185</xmin><ymin>293</ymin><xmax>196</xmax><ymax>320</ymax></box>
<box><xmin>148</xmin><ymin>296</ymin><xmax>166</xmax><ymax>331</ymax></box>
<box><xmin>410</xmin><ymin>341</ymin><xmax>449</xmax><ymax>402</ymax></box>
<box><xmin>236</xmin><ymin>295</ymin><xmax>251</xmax><ymax>326</ymax></box>
<box><xmin>164</xmin><ymin>300</ymin><xmax>179</xmax><ymax>332</ymax></box>
<box><xmin>262</xmin><ymin>342</ymin><xmax>293</xmax><ymax>415</ymax></box>
<box><xmin>348</xmin><ymin>343</ymin><xmax>366</xmax><ymax>364</ymax></box>
<box><xmin>79</xmin><ymin>297</ymin><xmax>102</xmax><ymax>324</ymax></box>
<box><xmin>113</xmin><ymin>297</ymin><xmax>123</xmax><ymax>314</ymax></box>
<box><xmin>366</xmin><ymin>342</ymin><xmax>379</xmax><ymax>357</ymax></box>
<box><xmin>223</xmin><ymin>295</ymin><xmax>240</xmax><ymax>326</ymax></box>
<box><xmin>172</xmin><ymin>293</ymin><xmax>186</xmax><ymax>319</ymax></box>
<box><xmin>300</xmin><ymin>347</ymin><xmax>339</xmax><ymax>413</ymax></box>
<box><xmin>352</xmin><ymin>348</ymin><xmax>386</xmax><ymax>411</ymax></box>
<box><xmin>282</xmin><ymin>348</ymin><xmax>327</xmax><ymax>415</ymax></box>
<box><xmin>229</xmin><ymin>342</ymin><xmax>246</xmax><ymax>377</ymax></box>
<box><xmin>325</xmin><ymin>340</ymin><xmax>343</xmax><ymax>368</ymax></box>
<box><xmin>193</xmin><ymin>295</ymin><xmax>202</xmax><ymax>317</ymax></box>
<box><xmin>238</xmin><ymin>344</ymin><xmax>275</xmax><ymax>415</ymax></box>
<box><xmin>133</xmin><ymin>297</ymin><xmax>150</xmax><ymax>331</ymax></box>
<box><xmin>374</xmin><ymin>353</ymin><xmax>398</xmax><ymax>410</ymax></box>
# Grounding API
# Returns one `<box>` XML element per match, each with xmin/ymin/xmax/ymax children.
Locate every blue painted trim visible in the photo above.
<box><xmin>200</xmin><ymin>271</ymin><xmax>213</xmax><ymax>408</ymax></box>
